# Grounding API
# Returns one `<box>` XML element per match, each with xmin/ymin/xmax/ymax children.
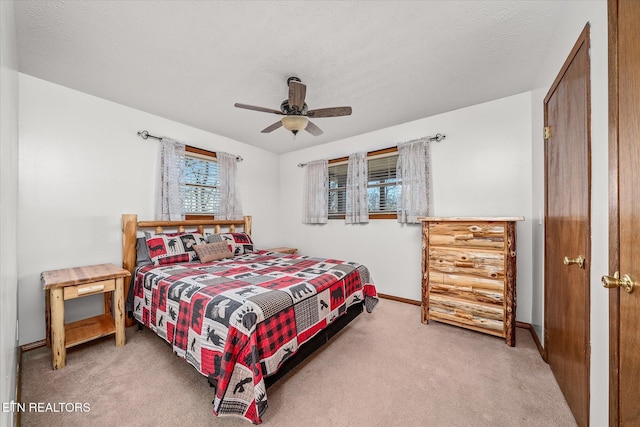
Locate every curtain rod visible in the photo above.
<box><xmin>297</xmin><ymin>133</ymin><xmax>446</xmax><ymax>167</ymax></box>
<box><xmin>137</xmin><ymin>130</ymin><xmax>243</xmax><ymax>162</ymax></box>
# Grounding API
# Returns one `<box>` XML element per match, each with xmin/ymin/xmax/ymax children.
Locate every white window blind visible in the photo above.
<box><xmin>328</xmin><ymin>163</ymin><xmax>348</xmax><ymax>218</ymax></box>
<box><xmin>367</xmin><ymin>154</ymin><xmax>399</xmax><ymax>213</ymax></box>
<box><xmin>328</xmin><ymin>152</ymin><xmax>398</xmax><ymax>219</ymax></box>
<box><xmin>182</xmin><ymin>152</ymin><xmax>219</xmax><ymax>215</ymax></box>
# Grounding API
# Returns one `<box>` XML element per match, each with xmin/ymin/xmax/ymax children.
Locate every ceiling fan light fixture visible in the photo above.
<box><xmin>281</xmin><ymin>115</ymin><xmax>308</xmax><ymax>134</ymax></box>
<box><xmin>235</xmin><ymin>77</ymin><xmax>349</xmax><ymax>137</ymax></box>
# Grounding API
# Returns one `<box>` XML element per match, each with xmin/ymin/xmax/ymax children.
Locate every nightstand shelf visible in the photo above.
<box><xmin>65</xmin><ymin>313</ymin><xmax>116</xmax><ymax>348</ymax></box>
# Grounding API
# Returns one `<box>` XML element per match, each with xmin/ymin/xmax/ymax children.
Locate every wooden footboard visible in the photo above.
<box><xmin>121</xmin><ymin>214</ymin><xmax>252</xmax><ymax>327</ymax></box>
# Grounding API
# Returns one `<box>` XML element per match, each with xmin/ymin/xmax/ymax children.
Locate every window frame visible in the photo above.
<box><xmin>183</xmin><ymin>145</ymin><xmax>217</xmax><ymax>220</ymax></box>
<box><xmin>327</xmin><ymin>146</ymin><xmax>398</xmax><ymax>220</ymax></box>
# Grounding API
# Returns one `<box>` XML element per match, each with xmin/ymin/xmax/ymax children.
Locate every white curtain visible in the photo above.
<box><xmin>303</xmin><ymin>159</ymin><xmax>328</xmax><ymax>224</ymax></box>
<box><xmin>346</xmin><ymin>151</ymin><xmax>369</xmax><ymax>224</ymax></box>
<box><xmin>397</xmin><ymin>137</ymin><xmax>433</xmax><ymax>223</ymax></box>
<box><xmin>215</xmin><ymin>152</ymin><xmax>243</xmax><ymax>220</ymax></box>
<box><xmin>157</xmin><ymin>137</ymin><xmax>186</xmax><ymax>221</ymax></box>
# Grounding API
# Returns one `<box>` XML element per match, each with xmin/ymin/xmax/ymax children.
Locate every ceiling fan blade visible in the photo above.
<box><xmin>261</xmin><ymin>120</ymin><xmax>283</xmax><ymax>133</ymax></box>
<box><xmin>307</xmin><ymin>106</ymin><xmax>352</xmax><ymax>118</ymax></box>
<box><xmin>235</xmin><ymin>103</ymin><xmax>283</xmax><ymax>115</ymax></box>
<box><xmin>288</xmin><ymin>81</ymin><xmax>307</xmax><ymax>111</ymax></box>
<box><xmin>305</xmin><ymin>120</ymin><xmax>323</xmax><ymax>136</ymax></box>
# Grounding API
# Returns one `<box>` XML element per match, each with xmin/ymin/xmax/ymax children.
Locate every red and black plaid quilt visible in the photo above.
<box><xmin>131</xmin><ymin>250</ymin><xmax>378</xmax><ymax>424</ymax></box>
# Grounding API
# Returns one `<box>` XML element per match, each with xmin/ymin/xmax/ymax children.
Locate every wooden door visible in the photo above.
<box><xmin>608</xmin><ymin>0</ymin><xmax>640</xmax><ymax>425</ymax></box>
<box><xmin>544</xmin><ymin>25</ymin><xmax>591</xmax><ymax>427</ymax></box>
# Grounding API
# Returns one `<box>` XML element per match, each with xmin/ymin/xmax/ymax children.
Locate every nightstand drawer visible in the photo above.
<box><xmin>63</xmin><ymin>279</ymin><xmax>115</xmax><ymax>300</ymax></box>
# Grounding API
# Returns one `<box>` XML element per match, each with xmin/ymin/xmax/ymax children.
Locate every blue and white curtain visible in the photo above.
<box><xmin>157</xmin><ymin>137</ymin><xmax>186</xmax><ymax>221</ymax></box>
<box><xmin>346</xmin><ymin>151</ymin><xmax>369</xmax><ymax>224</ymax></box>
<box><xmin>397</xmin><ymin>137</ymin><xmax>433</xmax><ymax>223</ymax></box>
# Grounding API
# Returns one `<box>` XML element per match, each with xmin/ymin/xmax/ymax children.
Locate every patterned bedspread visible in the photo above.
<box><xmin>131</xmin><ymin>250</ymin><xmax>377</xmax><ymax>424</ymax></box>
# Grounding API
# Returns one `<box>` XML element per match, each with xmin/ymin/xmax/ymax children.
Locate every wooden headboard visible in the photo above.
<box><xmin>121</xmin><ymin>213</ymin><xmax>252</xmax><ymax>326</ymax></box>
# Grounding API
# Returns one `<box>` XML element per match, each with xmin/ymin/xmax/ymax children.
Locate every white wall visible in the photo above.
<box><xmin>17</xmin><ymin>74</ymin><xmax>282</xmax><ymax>345</ymax></box>
<box><xmin>0</xmin><ymin>1</ymin><xmax>20</xmax><ymax>424</ymax></box>
<box><xmin>530</xmin><ymin>1</ymin><xmax>608</xmax><ymax>425</ymax></box>
<box><xmin>280</xmin><ymin>93</ymin><xmax>533</xmax><ymax>322</ymax></box>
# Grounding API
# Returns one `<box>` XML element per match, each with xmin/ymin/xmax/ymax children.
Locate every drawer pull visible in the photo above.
<box><xmin>454</xmin><ymin>260</ymin><xmax>474</xmax><ymax>268</ymax></box>
<box><xmin>454</xmin><ymin>234</ymin><xmax>474</xmax><ymax>241</ymax></box>
<box><xmin>77</xmin><ymin>284</ymin><xmax>105</xmax><ymax>296</ymax></box>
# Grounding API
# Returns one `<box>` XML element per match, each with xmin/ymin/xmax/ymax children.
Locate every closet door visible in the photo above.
<box><xmin>543</xmin><ymin>25</ymin><xmax>591</xmax><ymax>427</ymax></box>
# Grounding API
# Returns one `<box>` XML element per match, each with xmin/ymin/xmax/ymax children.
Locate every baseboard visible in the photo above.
<box><xmin>516</xmin><ymin>321</ymin><xmax>546</xmax><ymax>361</ymax></box>
<box><xmin>16</xmin><ymin>346</ymin><xmax>22</xmax><ymax>427</ymax></box>
<box><xmin>19</xmin><ymin>339</ymin><xmax>46</xmax><ymax>353</ymax></box>
<box><xmin>378</xmin><ymin>293</ymin><xmax>421</xmax><ymax>306</ymax></box>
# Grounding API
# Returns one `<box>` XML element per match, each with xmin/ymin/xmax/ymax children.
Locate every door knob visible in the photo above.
<box><xmin>563</xmin><ymin>255</ymin><xmax>585</xmax><ymax>269</ymax></box>
<box><xmin>602</xmin><ymin>271</ymin><xmax>636</xmax><ymax>293</ymax></box>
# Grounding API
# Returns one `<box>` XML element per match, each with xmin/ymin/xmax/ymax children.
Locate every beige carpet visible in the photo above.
<box><xmin>19</xmin><ymin>299</ymin><xmax>576</xmax><ymax>426</ymax></box>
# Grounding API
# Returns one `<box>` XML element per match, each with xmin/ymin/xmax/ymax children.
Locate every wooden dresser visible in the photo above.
<box><xmin>418</xmin><ymin>217</ymin><xmax>523</xmax><ymax>346</ymax></box>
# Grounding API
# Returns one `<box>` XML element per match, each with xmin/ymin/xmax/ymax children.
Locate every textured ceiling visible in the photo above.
<box><xmin>14</xmin><ymin>1</ymin><xmax>566</xmax><ymax>154</ymax></box>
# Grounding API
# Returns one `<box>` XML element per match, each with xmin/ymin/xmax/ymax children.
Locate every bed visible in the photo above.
<box><xmin>121</xmin><ymin>214</ymin><xmax>378</xmax><ymax>424</ymax></box>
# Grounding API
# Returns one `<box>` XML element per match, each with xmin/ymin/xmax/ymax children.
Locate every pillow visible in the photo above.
<box><xmin>143</xmin><ymin>229</ymin><xmax>198</xmax><ymax>239</ymax></box>
<box><xmin>136</xmin><ymin>237</ymin><xmax>153</xmax><ymax>267</ymax></box>
<box><xmin>206</xmin><ymin>232</ymin><xmax>254</xmax><ymax>255</ymax></box>
<box><xmin>146</xmin><ymin>232</ymin><xmax>206</xmax><ymax>265</ymax></box>
<box><xmin>193</xmin><ymin>242</ymin><xmax>234</xmax><ymax>263</ymax></box>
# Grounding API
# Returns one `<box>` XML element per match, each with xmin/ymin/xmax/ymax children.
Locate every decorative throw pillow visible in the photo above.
<box><xmin>206</xmin><ymin>232</ymin><xmax>254</xmax><ymax>255</ymax></box>
<box><xmin>193</xmin><ymin>242</ymin><xmax>234</xmax><ymax>263</ymax></box>
<box><xmin>146</xmin><ymin>232</ymin><xmax>206</xmax><ymax>265</ymax></box>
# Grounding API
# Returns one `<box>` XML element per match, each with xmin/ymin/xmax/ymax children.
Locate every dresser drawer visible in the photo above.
<box><xmin>429</xmin><ymin>222</ymin><xmax>505</xmax><ymax>249</ymax></box>
<box><xmin>63</xmin><ymin>279</ymin><xmax>115</xmax><ymax>300</ymax></box>
<box><xmin>429</xmin><ymin>273</ymin><xmax>504</xmax><ymax>305</ymax></box>
<box><xmin>429</xmin><ymin>247</ymin><xmax>504</xmax><ymax>281</ymax></box>
<box><xmin>429</xmin><ymin>295</ymin><xmax>504</xmax><ymax>335</ymax></box>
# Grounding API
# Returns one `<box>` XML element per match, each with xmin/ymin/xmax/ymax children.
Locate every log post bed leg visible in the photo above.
<box><xmin>244</xmin><ymin>215</ymin><xmax>252</xmax><ymax>237</ymax></box>
<box><xmin>122</xmin><ymin>214</ymin><xmax>138</xmax><ymax>328</ymax></box>
<box><xmin>50</xmin><ymin>287</ymin><xmax>66</xmax><ymax>369</ymax></box>
<box><xmin>114</xmin><ymin>276</ymin><xmax>125</xmax><ymax>346</ymax></box>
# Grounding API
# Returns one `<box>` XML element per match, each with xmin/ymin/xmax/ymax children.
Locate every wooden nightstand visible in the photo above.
<box><xmin>42</xmin><ymin>263</ymin><xmax>130</xmax><ymax>369</ymax></box>
<box><xmin>265</xmin><ymin>247</ymin><xmax>298</xmax><ymax>254</ymax></box>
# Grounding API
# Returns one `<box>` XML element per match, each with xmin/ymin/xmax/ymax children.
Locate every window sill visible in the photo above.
<box><xmin>328</xmin><ymin>213</ymin><xmax>397</xmax><ymax>220</ymax></box>
<box><xmin>185</xmin><ymin>214</ymin><xmax>215</xmax><ymax>220</ymax></box>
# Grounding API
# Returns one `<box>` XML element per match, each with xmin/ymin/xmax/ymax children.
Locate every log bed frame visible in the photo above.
<box><xmin>121</xmin><ymin>213</ymin><xmax>253</xmax><ymax>326</ymax></box>
<box><xmin>120</xmin><ymin>213</ymin><xmax>364</xmax><ymax>390</ymax></box>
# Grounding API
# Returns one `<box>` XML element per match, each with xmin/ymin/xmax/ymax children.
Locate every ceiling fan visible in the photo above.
<box><xmin>234</xmin><ymin>77</ymin><xmax>352</xmax><ymax>137</ymax></box>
